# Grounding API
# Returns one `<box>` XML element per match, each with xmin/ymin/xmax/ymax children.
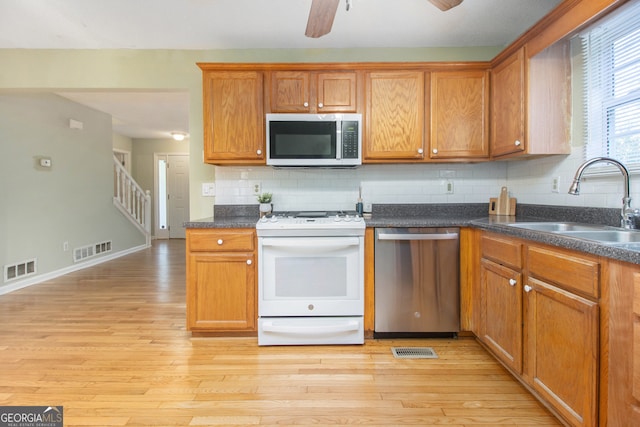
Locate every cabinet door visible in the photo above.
<box><xmin>187</xmin><ymin>252</ymin><xmax>256</xmax><ymax>332</ymax></box>
<box><xmin>491</xmin><ymin>47</ymin><xmax>526</xmax><ymax>157</ymax></box>
<box><xmin>524</xmin><ymin>277</ymin><xmax>598</xmax><ymax>427</ymax></box>
<box><xmin>480</xmin><ymin>258</ymin><xmax>523</xmax><ymax>373</ymax></box>
<box><xmin>316</xmin><ymin>72</ymin><xmax>358</xmax><ymax>113</ymax></box>
<box><xmin>270</xmin><ymin>71</ymin><xmax>311</xmax><ymax>113</ymax></box>
<box><xmin>364</xmin><ymin>71</ymin><xmax>426</xmax><ymax>161</ymax></box>
<box><xmin>203</xmin><ymin>71</ymin><xmax>265</xmax><ymax>164</ymax></box>
<box><xmin>430</xmin><ymin>70</ymin><xmax>489</xmax><ymax>159</ymax></box>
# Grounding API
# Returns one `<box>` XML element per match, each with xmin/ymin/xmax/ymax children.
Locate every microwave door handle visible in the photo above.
<box><xmin>377</xmin><ymin>233</ymin><xmax>459</xmax><ymax>241</ymax></box>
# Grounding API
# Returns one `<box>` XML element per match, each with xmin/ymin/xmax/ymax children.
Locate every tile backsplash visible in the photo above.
<box><xmin>214</xmin><ymin>146</ymin><xmax>640</xmax><ymax>214</ymax></box>
<box><xmin>214</xmin><ymin>163</ymin><xmax>508</xmax><ymax>212</ymax></box>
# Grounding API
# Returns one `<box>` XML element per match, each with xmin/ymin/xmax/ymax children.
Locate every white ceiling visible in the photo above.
<box><xmin>2</xmin><ymin>0</ymin><xmax>562</xmax><ymax>139</ymax></box>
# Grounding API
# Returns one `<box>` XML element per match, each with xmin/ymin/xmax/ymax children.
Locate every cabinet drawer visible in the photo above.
<box><xmin>188</xmin><ymin>229</ymin><xmax>255</xmax><ymax>252</ymax></box>
<box><xmin>481</xmin><ymin>233</ymin><xmax>522</xmax><ymax>270</ymax></box>
<box><xmin>527</xmin><ymin>246</ymin><xmax>599</xmax><ymax>298</ymax></box>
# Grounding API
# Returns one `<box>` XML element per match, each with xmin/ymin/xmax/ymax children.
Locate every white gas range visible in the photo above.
<box><xmin>256</xmin><ymin>211</ymin><xmax>365</xmax><ymax>346</ymax></box>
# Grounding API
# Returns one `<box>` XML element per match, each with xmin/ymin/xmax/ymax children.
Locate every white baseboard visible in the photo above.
<box><xmin>0</xmin><ymin>243</ymin><xmax>150</xmax><ymax>295</ymax></box>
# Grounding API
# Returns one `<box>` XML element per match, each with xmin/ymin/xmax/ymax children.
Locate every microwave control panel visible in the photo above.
<box><xmin>341</xmin><ymin>121</ymin><xmax>359</xmax><ymax>159</ymax></box>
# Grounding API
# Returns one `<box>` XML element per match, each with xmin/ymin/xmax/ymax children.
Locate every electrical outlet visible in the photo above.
<box><xmin>443</xmin><ymin>180</ymin><xmax>454</xmax><ymax>194</ymax></box>
<box><xmin>552</xmin><ymin>176</ymin><xmax>560</xmax><ymax>193</ymax></box>
<box><xmin>253</xmin><ymin>182</ymin><xmax>261</xmax><ymax>194</ymax></box>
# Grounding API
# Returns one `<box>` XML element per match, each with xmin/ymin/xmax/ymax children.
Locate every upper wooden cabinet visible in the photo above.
<box><xmin>269</xmin><ymin>71</ymin><xmax>358</xmax><ymax>113</ymax></box>
<box><xmin>490</xmin><ymin>42</ymin><xmax>571</xmax><ymax>159</ymax></box>
<box><xmin>430</xmin><ymin>70</ymin><xmax>489</xmax><ymax>160</ymax></box>
<box><xmin>491</xmin><ymin>48</ymin><xmax>526</xmax><ymax>157</ymax></box>
<box><xmin>364</xmin><ymin>70</ymin><xmax>427</xmax><ymax>161</ymax></box>
<box><xmin>202</xmin><ymin>70</ymin><xmax>265</xmax><ymax>165</ymax></box>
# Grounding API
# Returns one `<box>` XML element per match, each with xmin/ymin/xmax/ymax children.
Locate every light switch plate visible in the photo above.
<box><xmin>201</xmin><ymin>183</ymin><xmax>216</xmax><ymax>197</ymax></box>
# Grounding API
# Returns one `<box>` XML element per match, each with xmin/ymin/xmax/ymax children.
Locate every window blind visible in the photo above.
<box><xmin>581</xmin><ymin>1</ymin><xmax>640</xmax><ymax>172</ymax></box>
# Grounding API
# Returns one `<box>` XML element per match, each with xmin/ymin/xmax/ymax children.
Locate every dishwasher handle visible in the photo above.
<box><xmin>377</xmin><ymin>232</ymin><xmax>458</xmax><ymax>241</ymax></box>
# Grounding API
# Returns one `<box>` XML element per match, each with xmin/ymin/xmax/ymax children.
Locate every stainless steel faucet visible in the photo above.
<box><xmin>568</xmin><ymin>157</ymin><xmax>638</xmax><ymax>229</ymax></box>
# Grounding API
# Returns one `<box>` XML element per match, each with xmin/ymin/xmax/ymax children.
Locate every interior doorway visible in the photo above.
<box><xmin>155</xmin><ymin>153</ymin><xmax>190</xmax><ymax>239</ymax></box>
<box><xmin>113</xmin><ymin>149</ymin><xmax>131</xmax><ymax>174</ymax></box>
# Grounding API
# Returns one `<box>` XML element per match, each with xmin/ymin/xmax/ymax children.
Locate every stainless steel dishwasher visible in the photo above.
<box><xmin>374</xmin><ymin>227</ymin><xmax>460</xmax><ymax>337</ymax></box>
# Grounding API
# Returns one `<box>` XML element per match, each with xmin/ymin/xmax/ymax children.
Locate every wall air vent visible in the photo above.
<box><xmin>4</xmin><ymin>258</ymin><xmax>37</xmax><ymax>283</ymax></box>
<box><xmin>74</xmin><ymin>240</ymin><xmax>112</xmax><ymax>263</ymax></box>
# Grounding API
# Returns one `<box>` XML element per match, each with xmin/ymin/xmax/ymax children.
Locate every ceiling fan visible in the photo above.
<box><xmin>305</xmin><ymin>0</ymin><xmax>464</xmax><ymax>38</ymax></box>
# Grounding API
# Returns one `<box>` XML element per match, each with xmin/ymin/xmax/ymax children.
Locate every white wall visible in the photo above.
<box><xmin>0</xmin><ymin>93</ymin><xmax>146</xmax><ymax>293</ymax></box>
<box><xmin>506</xmin><ymin>148</ymin><xmax>640</xmax><ymax>209</ymax></box>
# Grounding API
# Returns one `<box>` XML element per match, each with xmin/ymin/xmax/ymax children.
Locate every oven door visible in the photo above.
<box><xmin>258</xmin><ymin>236</ymin><xmax>364</xmax><ymax>316</ymax></box>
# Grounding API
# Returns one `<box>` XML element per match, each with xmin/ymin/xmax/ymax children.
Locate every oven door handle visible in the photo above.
<box><xmin>260</xmin><ymin>237</ymin><xmax>361</xmax><ymax>249</ymax></box>
<box><xmin>377</xmin><ymin>232</ymin><xmax>458</xmax><ymax>241</ymax></box>
<box><xmin>261</xmin><ymin>320</ymin><xmax>360</xmax><ymax>334</ymax></box>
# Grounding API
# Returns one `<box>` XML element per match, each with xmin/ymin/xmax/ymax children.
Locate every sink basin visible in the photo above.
<box><xmin>507</xmin><ymin>222</ymin><xmax>604</xmax><ymax>232</ymax></box>
<box><xmin>558</xmin><ymin>230</ymin><xmax>640</xmax><ymax>243</ymax></box>
<box><xmin>506</xmin><ymin>221</ymin><xmax>640</xmax><ymax>248</ymax></box>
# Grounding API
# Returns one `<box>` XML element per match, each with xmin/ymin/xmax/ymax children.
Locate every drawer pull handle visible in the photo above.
<box><xmin>246</xmin><ymin>259</ymin><xmax>252</xmax><ymax>265</ymax></box>
<box><xmin>217</xmin><ymin>239</ymin><xmax>223</xmax><ymax>245</ymax></box>
<box><xmin>524</xmin><ymin>285</ymin><xmax>533</xmax><ymax>293</ymax></box>
<box><xmin>509</xmin><ymin>279</ymin><xmax>517</xmax><ymax>286</ymax></box>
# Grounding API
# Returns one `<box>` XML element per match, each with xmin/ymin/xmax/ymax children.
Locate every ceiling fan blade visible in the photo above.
<box><xmin>305</xmin><ymin>0</ymin><xmax>340</xmax><ymax>38</ymax></box>
<box><xmin>428</xmin><ymin>0</ymin><xmax>463</xmax><ymax>12</ymax></box>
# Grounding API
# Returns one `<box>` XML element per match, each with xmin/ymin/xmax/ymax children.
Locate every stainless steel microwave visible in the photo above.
<box><xmin>266</xmin><ymin>113</ymin><xmax>362</xmax><ymax>167</ymax></box>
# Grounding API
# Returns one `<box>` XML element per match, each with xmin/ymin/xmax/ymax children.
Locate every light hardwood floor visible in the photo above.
<box><xmin>0</xmin><ymin>240</ymin><xmax>561</xmax><ymax>426</ymax></box>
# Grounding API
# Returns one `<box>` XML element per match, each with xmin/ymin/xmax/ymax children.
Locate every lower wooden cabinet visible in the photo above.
<box><xmin>606</xmin><ymin>260</ymin><xmax>640</xmax><ymax>426</ymax></box>
<box><xmin>476</xmin><ymin>231</ymin><xmax>600</xmax><ymax>427</ymax></box>
<box><xmin>480</xmin><ymin>258</ymin><xmax>523</xmax><ymax>373</ymax></box>
<box><xmin>524</xmin><ymin>276</ymin><xmax>598</xmax><ymax>427</ymax></box>
<box><xmin>186</xmin><ymin>229</ymin><xmax>257</xmax><ymax>333</ymax></box>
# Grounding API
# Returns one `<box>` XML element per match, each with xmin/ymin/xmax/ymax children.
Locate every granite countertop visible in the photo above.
<box><xmin>185</xmin><ymin>203</ymin><xmax>640</xmax><ymax>265</ymax></box>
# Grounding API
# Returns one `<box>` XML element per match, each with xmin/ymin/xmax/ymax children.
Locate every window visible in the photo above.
<box><xmin>582</xmin><ymin>1</ymin><xmax>640</xmax><ymax>172</ymax></box>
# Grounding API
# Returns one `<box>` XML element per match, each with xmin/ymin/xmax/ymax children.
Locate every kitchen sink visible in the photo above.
<box><xmin>507</xmin><ymin>221</ymin><xmax>640</xmax><ymax>248</ymax></box>
<box><xmin>507</xmin><ymin>222</ymin><xmax>604</xmax><ymax>232</ymax></box>
<box><xmin>559</xmin><ymin>230</ymin><xmax>640</xmax><ymax>243</ymax></box>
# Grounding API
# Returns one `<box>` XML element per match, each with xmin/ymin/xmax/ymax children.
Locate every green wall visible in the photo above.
<box><xmin>0</xmin><ymin>47</ymin><xmax>501</xmax><ymax>220</ymax></box>
<box><xmin>0</xmin><ymin>93</ymin><xmax>146</xmax><ymax>293</ymax></box>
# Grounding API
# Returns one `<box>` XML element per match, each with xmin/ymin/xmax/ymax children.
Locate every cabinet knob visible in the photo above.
<box><xmin>303</xmin><ymin>102</ymin><xmax>309</xmax><ymax>107</ymax></box>
<box><xmin>432</xmin><ymin>148</ymin><xmax>438</xmax><ymax>154</ymax></box>
<box><xmin>256</xmin><ymin>149</ymin><xmax>262</xmax><ymax>156</ymax></box>
<box><xmin>217</xmin><ymin>239</ymin><xmax>223</xmax><ymax>245</ymax></box>
<box><xmin>246</xmin><ymin>259</ymin><xmax>252</xmax><ymax>265</ymax></box>
<box><xmin>318</xmin><ymin>102</ymin><xmax>324</xmax><ymax>108</ymax></box>
<box><xmin>509</xmin><ymin>278</ymin><xmax>517</xmax><ymax>286</ymax></box>
<box><xmin>514</xmin><ymin>140</ymin><xmax>522</xmax><ymax>146</ymax></box>
<box><xmin>524</xmin><ymin>285</ymin><xmax>532</xmax><ymax>293</ymax></box>
<box><xmin>417</xmin><ymin>148</ymin><xmax>424</xmax><ymax>154</ymax></box>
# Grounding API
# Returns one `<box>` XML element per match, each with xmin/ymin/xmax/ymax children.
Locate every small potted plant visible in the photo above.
<box><xmin>257</xmin><ymin>192</ymin><xmax>273</xmax><ymax>217</ymax></box>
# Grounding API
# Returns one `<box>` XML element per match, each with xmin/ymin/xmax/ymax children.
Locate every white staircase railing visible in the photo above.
<box><xmin>113</xmin><ymin>155</ymin><xmax>152</xmax><ymax>246</ymax></box>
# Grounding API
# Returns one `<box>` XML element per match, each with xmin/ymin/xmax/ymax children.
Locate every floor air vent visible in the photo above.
<box><xmin>4</xmin><ymin>258</ymin><xmax>37</xmax><ymax>283</ymax></box>
<box><xmin>391</xmin><ymin>347</ymin><xmax>438</xmax><ymax>359</ymax></box>
<box><xmin>74</xmin><ymin>240</ymin><xmax>112</xmax><ymax>262</ymax></box>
